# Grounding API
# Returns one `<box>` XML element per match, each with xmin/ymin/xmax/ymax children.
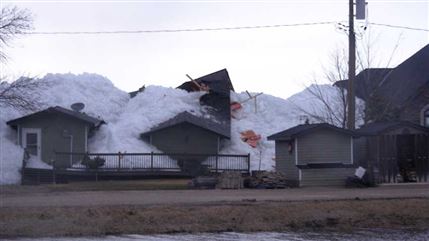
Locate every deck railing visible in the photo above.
<box><xmin>54</xmin><ymin>152</ymin><xmax>250</xmax><ymax>174</ymax></box>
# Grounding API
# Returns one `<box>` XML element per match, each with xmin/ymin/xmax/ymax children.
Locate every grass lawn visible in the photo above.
<box><xmin>48</xmin><ymin>179</ymin><xmax>191</xmax><ymax>191</ymax></box>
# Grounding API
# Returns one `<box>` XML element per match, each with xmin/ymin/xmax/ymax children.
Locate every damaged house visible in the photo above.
<box><xmin>140</xmin><ymin>69</ymin><xmax>236</xmax><ymax>174</ymax></box>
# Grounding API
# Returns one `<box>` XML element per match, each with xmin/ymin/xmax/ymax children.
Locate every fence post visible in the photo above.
<box><xmin>151</xmin><ymin>152</ymin><xmax>154</xmax><ymax>170</ymax></box>
<box><xmin>247</xmin><ymin>153</ymin><xmax>251</xmax><ymax>174</ymax></box>
<box><xmin>52</xmin><ymin>158</ymin><xmax>56</xmax><ymax>184</ymax></box>
<box><xmin>118</xmin><ymin>152</ymin><xmax>121</xmax><ymax>170</ymax></box>
<box><xmin>215</xmin><ymin>154</ymin><xmax>219</xmax><ymax>173</ymax></box>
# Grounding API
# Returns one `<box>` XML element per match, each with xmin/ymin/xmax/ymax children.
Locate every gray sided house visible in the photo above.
<box><xmin>268</xmin><ymin>123</ymin><xmax>356</xmax><ymax>187</ymax></box>
<box><xmin>7</xmin><ymin>106</ymin><xmax>104</xmax><ymax>168</ymax></box>
<box><xmin>141</xmin><ymin>111</ymin><xmax>230</xmax><ymax>155</ymax></box>
<box><xmin>335</xmin><ymin>44</ymin><xmax>429</xmax><ymax>126</ymax></box>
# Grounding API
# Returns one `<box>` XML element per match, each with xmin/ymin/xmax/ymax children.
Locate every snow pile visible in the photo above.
<box><xmin>0</xmin><ymin>73</ymin><xmax>363</xmax><ymax>184</ymax></box>
<box><xmin>38</xmin><ymin>73</ymin><xmax>129</xmax><ymax>122</ymax></box>
<box><xmin>89</xmin><ymin>86</ymin><xmax>206</xmax><ymax>153</ymax></box>
<box><xmin>0</xmin><ymin>106</ymin><xmax>25</xmax><ymax>185</ymax></box>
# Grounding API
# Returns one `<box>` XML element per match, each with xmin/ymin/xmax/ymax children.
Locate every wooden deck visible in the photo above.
<box><xmin>22</xmin><ymin>152</ymin><xmax>251</xmax><ymax>185</ymax></box>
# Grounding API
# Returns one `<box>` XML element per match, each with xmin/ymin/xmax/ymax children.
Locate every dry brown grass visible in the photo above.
<box><xmin>1</xmin><ymin>198</ymin><xmax>428</xmax><ymax>238</ymax></box>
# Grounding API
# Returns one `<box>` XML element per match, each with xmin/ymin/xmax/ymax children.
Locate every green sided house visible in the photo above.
<box><xmin>268</xmin><ymin>123</ymin><xmax>357</xmax><ymax>187</ymax></box>
<box><xmin>7</xmin><ymin>106</ymin><xmax>105</xmax><ymax>168</ymax></box>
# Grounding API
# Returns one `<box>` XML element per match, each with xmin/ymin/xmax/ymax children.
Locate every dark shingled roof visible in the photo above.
<box><xmin>356</xmin><ymin>121</ymin><xmax>429</xmax><ymax>136</ymax></box>
<box><xmin>267</xmin><ymin>123</ymin><xmax>356</xmax><ymax>141</ymax></box>
<box><xmin>335</xmin><ymin>68</ymin><xmax>393</xmax><ymax>100</ymax></box>
<box><xmin>195</xmin><ymin>69</ymin><xmax>234</xmax><ymax>95</ymax></box>
<box><xmin>141</xmin><ymin>111</ymin><xmax>230</xmax><ymax>139</ymax></box>
<box><xmin>177</xmin><ymin>69</ymin><xmax>234</xmax><ymax>95</ymax></box>
<box><xmin>335</xmin><ymin>44</ymin><xmax>429</xmax><ymax>107</ymax></box>
<box><xmin>377</xmin><ymin>44</ymin><xmax>429</xmax><ymax>107</ymax></box>
<box><xmin>7</xmin><ymin>106</ymin><xmax>105</xmax><ymax>128</ymax></box>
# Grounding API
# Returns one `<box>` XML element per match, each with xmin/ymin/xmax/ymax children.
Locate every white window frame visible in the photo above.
<box><xmin>22</xmin><ymin>128</ymin><xmax>42</xmax><ymax>161</ymax></box>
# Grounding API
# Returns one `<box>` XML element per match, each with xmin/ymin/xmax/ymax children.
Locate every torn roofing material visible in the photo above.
<box><xmin>140</xmin><ymin>111</ymin><xmax>231</xmax><ymax>139</ymax></box>
<box><xmin>267</xmin><ymin>123</ymin><xmax>356</xmax><ymax>141</ymax></box>
<box><xmin>6</xmin><ymin>106</ymin><xmax>105</xmax><ymax>129</ymax></box>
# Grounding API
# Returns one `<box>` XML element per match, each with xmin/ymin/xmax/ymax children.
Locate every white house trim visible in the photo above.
<box><xmin>350</xmin><ymin>137</ymin><xmax>354</xmax><ymax>164</ymax></box>
<box><xmin>84</xmin><ymin>126</ymin><xmax>88</xmax><ymax>152</ymax></box>
<box><xmin>295</xmin><ymin>137</ymin><xmax>298</xmax><ymax>165</ymax></box>
<box><xmin>17</xmin><ymin>125</ymin><xmax>20</xmax><ymax>145</ymax></box>
<box><xmin>421</xmin><ymin>104</ymin><xmax>429</xmax><ymax>127</ymax></box>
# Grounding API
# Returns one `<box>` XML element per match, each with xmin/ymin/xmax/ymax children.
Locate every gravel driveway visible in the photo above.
<box><xmin>1</xmin><ymin>183</ymin><xmax>428</xmax><ymax>207</ymax></box>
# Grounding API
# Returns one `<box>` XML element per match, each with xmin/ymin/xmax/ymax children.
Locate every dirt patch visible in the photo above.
<box><xmin>1</xmin><ymin>179</ymin><xmax>190</xmax><ymax>195</ymax></box>
<box><xmin>1</xmin><ymin>198</ymin><xmax>428</xmax><ymax>238</ymax></box>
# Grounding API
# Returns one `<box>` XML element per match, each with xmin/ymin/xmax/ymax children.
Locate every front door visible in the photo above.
<box><xmin>22</xmin><ymin>128</ymin><xmax>42</xmax><ymax>161</ymax></box>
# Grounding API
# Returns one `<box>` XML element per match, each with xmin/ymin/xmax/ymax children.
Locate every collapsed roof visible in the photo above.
<box><xmin>177</xmin><ymin>69</ymin><xmax>234</xmax><ymax>96</ymax></box>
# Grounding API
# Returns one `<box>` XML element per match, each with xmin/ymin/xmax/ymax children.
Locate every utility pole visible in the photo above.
<box><xmin>347</xmin><ymin>0</ymin><xmax>356</xmax><ymax>130</ymax></box>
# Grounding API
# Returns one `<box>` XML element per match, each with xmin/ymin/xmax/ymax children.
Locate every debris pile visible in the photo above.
<box><xmin>217</xmin><ymin>171</ymin><xmax>243</xmax><ymax>189</ymax></box>
<box><xmin>240</xmin><ymin>130</ymin><xmax>261</xmax><ymax>148</ymax></box>
<box><xmin>247</xmin><ymin>171</ymin><xmax>289</xmax><ymax>189</ymax></box>
<box><xmin>189</xmin><ymin>176</ymin><xmax>218</xmax><ymax>189</ymax></box>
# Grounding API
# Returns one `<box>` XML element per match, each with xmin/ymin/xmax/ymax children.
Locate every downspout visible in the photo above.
<box><xmin>17</xmin><ymin>125</ymin><xmax>20</xmax><ymax>146</ymax></box>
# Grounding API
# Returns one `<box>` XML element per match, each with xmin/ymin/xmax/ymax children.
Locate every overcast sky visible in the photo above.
<box><xmin>1</xmin><ymin>0</ymin><xmax>428</xmax><ymax>98</ymax></box>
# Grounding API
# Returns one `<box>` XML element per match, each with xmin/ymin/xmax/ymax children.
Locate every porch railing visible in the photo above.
<box><xmin>54</xmin><ymin>152</ymin><xmax>250</xmax><ymax>174</ymax></box>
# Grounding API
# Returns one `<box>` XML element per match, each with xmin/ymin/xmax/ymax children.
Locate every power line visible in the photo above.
<box><xmin>21</xmin><ymin>21</ymin><xmax>429</xmax><ymax>35</ymax></box>
<box><xmin>369</xmin><ymin>22</ymin><xmax>429</xmax><ymax>32</ymax></box>
<box><xmin>24</xmin><ymin>21</ymin><xmax>338</xmax><ymax>35</ymax></box>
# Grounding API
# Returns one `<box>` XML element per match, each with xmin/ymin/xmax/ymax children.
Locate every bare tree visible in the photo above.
<box><xmin>0</xmin><ymin>6</ymin><xmax>33</xmax><ymax>61</ymax></box>
<box><xmin>0</xmin><ymin>77</ymin><xmax>47</xmax><ymax>112</ymax></box>
<box><xmin>0</xmin><ymin>6</ymin><xmax>46</xmax><ymax>112</ymax></box>
<box><xmin>290</xmin><ymin>28</ymin><xmax>400</xmax><ymax>128</ymax></box>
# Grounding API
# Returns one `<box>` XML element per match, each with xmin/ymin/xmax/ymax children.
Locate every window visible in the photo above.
<box><xmin>25</xmin><ymin>133</ymin><xmax>38</xmax><ymax>156</ymax></box>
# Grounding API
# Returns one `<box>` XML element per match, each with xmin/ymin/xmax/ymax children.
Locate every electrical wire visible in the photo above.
<box><xmin>23</xmin><ymin>21</ymin><xmax>338</xmax><ymax>35</ymax></box>
<box><xmin>369</xmin><ymin>22</ymin><xmax>429</xmax><ymax>32</ymax></box>
<box><xmin>21</xmin><ymin>21</ymin><xmax>429</xmax><ymax>35</ymax></box>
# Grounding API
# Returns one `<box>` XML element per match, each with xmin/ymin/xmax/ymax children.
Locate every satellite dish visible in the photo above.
<box><xmin>71</xmin><ymin>102</ymin><xmax>85</xmax><ymax>112</ymax></box>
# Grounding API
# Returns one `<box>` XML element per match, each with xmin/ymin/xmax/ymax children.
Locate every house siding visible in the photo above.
<box><xmin>150</xmin><ymin>122</ymin><xmax>220</xmax><ymax>154</ymax></box>
<box><xmin>18</xmin><ymin>113</ymin><xmax>88</xmax><ymax>168</ymax></box>
<box><xmin>300</xmin><ymin>168</ymin><xmax>354</xmax><ymax>186</ymax></box>
<box><xmin>297</xmin><ymin>129</ymin><xmax>352</xmax><ymax>164</ymax></box>
<box><xmin>275</xmin><ymin>141</ymin><xmax>299</xmax><ymax>186</ymax></box>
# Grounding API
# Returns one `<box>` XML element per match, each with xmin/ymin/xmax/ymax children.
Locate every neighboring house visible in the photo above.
<box><xmin>7</xmin><ymin>106</ymin><xmax>104</xmax><ymax>168</ymax></box>
<box><xmin>267</xmin><ymin>123</ymin><xmax>356</xmax><ymax>187</ymax></box>
<box><xmin>354</xmin><ymin>121</ymin><xmax>429</xmax><ymax>183</ymax></box>
<box><xmin>140</xmin><ymin>111</ymin><xmax>231</xmax><ymax>175</ymax></box>
<box><xmin>335</xmin><ymin>44</ymin><xmax>429</xmax><ymax>126</ymax></box>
